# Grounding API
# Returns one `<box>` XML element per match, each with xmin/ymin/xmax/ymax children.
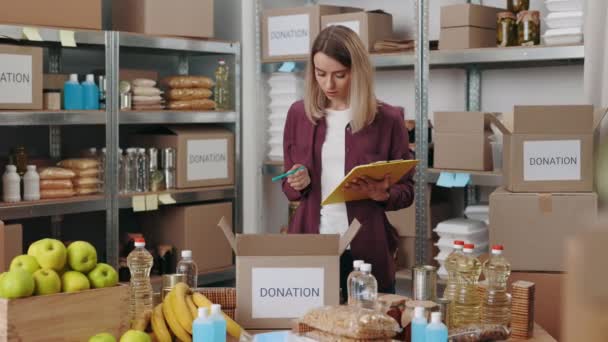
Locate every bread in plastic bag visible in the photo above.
<box><xmin>40</xmin><ymin>179</ymin><xmax>74</xmax><ymax>190</ymax></box>
<box><xmin>162</xmin><ymin>76</ymin><xmax>215</xmax><ymax>89</ymax></box>
<box><xmin>58</xmin><ymin>159</ymin><xmax>100</xmax><ymax>170</ymax></box>
<box><xmin>133</xmin><ymin>95</ymin><xmax>163</xmax><ymax>103</ymax></box>
<box><xmin>73</xmin><ymin>168</ymin><xmax>100</xmax><ymax>178</ymax></box>
<box><xmin>41</xmin><ymin>188</ymin><xmax>75</xmax><ymax>199</ymax></box>
<box><xmin>167</xmin><ymin>99</ymin><xmax>216</xmax><ymax>110</ymax></box>
<box><xmin>132</xmin><ymin>78</ymin><xmax>156</xmax><ymax>87</ymax></box>
<box><xmin>75</xmin><ymin>187</ymin><xmax>100</xmax><ymax>195</ymax></box>
<box><xmin>132</xmin><ymin>86</ymin><xmax>162</xmax><ymax>96</ymax></box>
<box><xmin>166</xmin><ymin>88</ymin><xmax>213</xmax><ymax>100</ymax></box>
<box><xmin>448</xmin><ymin>324</ymin><xmax>510</xmax><ymax>342</ymax></box>
<box><xmin>72</xmin><ymin>177</ymin><xmax>101</xmax><ymax>187</ymax></box>
<box><xmin>299</xmin><ymin>305</ymin><xmax>401</xmax><ymax>340</ymax></box>
<box><xmin>39</xmin><ymin>167</ymin><xmax>76</xmax><ymax>180</ymax></box>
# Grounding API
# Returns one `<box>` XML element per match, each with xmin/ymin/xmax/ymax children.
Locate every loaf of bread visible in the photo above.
<box><xmin>166</xmin><ymin>88</ymin><xmax>213</xmax><ymax>100</ymax></box>
<box><xmin>41</xmin><ymin>188</ymin><xmax>75</xmax><ymax>199</ymax></box>
<box><xmin>40</xmin><ymin>179</ymin><xmax>74</xmax><ymax>190</ymax></box>
<box><xmin>39</xmin><ymin>167</ymin><xmax>76</xmax><ymax>180</ymax></box>
<box><xmin>72</xmin><ymin>177</ymin><xmax>102</xmax><ymax>187</ymax></box>
<box><xmin>167</xmin><ymin>99</ymin><xmax>216</xmax><ymax>110</ymax></box>
<box><xmin>58</xmin><ymin>159</ymin><xmax>99</xmax><ymax>170</ymax></box>
<box><xmin>162</xmin><ymin>76</ymin><xmax>215</xmax><ymax>89</ymax></box>
<box><xmin>300</xmin><ymin>306</ymin><xmax>400</xmax><ymax>340</ymax></box>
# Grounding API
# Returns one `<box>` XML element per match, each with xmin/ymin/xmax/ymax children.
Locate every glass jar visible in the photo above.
<box><xmin>507</xmin><ymin>0</ymin><xmax>529</xmax><ymax>13</ymax></box>
<box><xmin>13</xmin><ymin>146</ymin><xmax>28</xmax><ymax>176</ymax></box>
<box><xmin>517</xmin><ymin>11</ymin><xmax>540</xmax><ymax>46</ymax></box>
<box><xmin>497</xmin><ymin>12</ymin><xmax>517</xmax><ymax>47</ymax></box>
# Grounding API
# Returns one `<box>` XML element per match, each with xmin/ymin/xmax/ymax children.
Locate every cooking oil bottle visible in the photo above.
<box><xmin>481</xmin><ymin>244</ymin><xmax>511</xmax><ymax>326</ymax></box>
<box><xmin>214</xmin><ymin>59</ymin><xmax>230</xmax><ymax>110</ymax></box>
<box><xmin>442</xmin><ymin>240</ymin><xmax>465</xmax><ymax>328</ymax></box>
<box><xmin>127</xmin><ymin>237</ymin><xmax>154</xmax><ymax>324</ymax></box>
<box><xmin>452</xmin><ymin>243</ymin><xmax>482</xmax><ymax>328</ymax></box>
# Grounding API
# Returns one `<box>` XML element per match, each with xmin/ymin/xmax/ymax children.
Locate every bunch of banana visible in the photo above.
<box><xmin>150</xmin><ymin>282</ymin><xmax>244</xmax><ymax>342</ymax></box>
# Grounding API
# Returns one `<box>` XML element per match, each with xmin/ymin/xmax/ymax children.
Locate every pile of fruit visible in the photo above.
<box><xmin>0</xmin><ymin>238</ymin><xmax>118</xmax><ymax>299</ymax></box>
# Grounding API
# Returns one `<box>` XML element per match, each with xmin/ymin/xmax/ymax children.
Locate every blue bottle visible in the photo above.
<box><xmin>210</xmin><ymin>304</ymin><xmax>227</xmax><ymax>342</ymax></box>
<box><xmin>193</xmin><ymin>307</ymin><xmax>214</xmax><ymax>342</ymax></box>
<box><xmin>426</xmin><ymin>312</ymin><xmax>448</xmax><ymax>342</ymax></box>
<box><xmin>412</xmin><ymin>306</ymin><xmax>427</xmax><ymax>342</ymax></box>
<box><xmin>82</xmin><ymin>74</ymin><xmax>100</xmax><ymax>110</ymax></box>
<box><xmin>64</xmin><ymin>74</ymin><xmax>83</xmax><ymax>110</ymax></box>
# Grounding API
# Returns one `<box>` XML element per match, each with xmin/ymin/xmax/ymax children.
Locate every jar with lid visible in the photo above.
<box><xmin>497</xmin><ymin>12</ymin><xmax>517</xmax><ymax>47</ymax></box>
<box><xmin>148</xmin><ymin>148</ymin><xmax>164</xmax><ymax>192</ymax></box>
<box><xmin>161</xmin><ymin>148</ymin><xmax>176</xmax><ymax>190</ymax></box>
<box><xmin>13</xmin><ymin>146</ymin><xmax>28</xmax><ymax>176</ymax></box>
<box><xmin>518</xmin><ymin>11</ymin><xmax>540</xmax><ymax>46</ymax></box>
<box><xmin>507</xmin><ymin>0</ymin><xmax>529</xmax><ymax>13</ymax></box>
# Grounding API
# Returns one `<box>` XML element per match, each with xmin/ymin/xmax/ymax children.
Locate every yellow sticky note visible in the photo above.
<box><xmin>145</xmin><ymin>194</ymin><xmax>159</xmax><ymax>211</ymax></box>
<box><xmin>132</xmin><ymin>196</ymin><xmax>146</xmax><ymax>212</ymax></box>
<box><xmin>158</xmin><ymin>194</ymin><xmax>176</xmax><ymax>205</ymax></box>
<box><xmin>23</xmin><ymin>27</ymin><xmax>43</xmax><ymax>41</ymax></box>
<box><xmin>59</xmin><ymin>30</ymin><xmax>76</xmax><ymax>47</ymax></box>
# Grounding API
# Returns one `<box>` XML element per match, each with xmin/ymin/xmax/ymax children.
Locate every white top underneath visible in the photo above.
<box><xmin>320</xmin><ymin>108</ymin><xmax>351</xmax><ymax>236</ymax></box>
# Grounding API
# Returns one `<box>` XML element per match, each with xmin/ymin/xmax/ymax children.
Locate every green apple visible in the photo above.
<box><xmin>119</xmin><ymin>330</ymin><xmax>151</xmax><ymax>342</ymax></box>
<box><xmin>61</xmin><ymin>271</ymin><xmax>90</xmax><ymax>293</ymax></box>
<box><xmin>0</xmin><ymin>269</ymin><xmax>35</xmax><ymax>299</ymax></box>
<box><xmin>28</xmin><ymin>238</ymin><xmax>67</xmax><ymax>272</ymax></box>
<box><xmin>32</xmin><ymin>269</ymin><xmax>61</xmax><ymax>295</ymax></box>
<box><xmin>10</xmin><ymin>255</ymin><xmax>41</xmax><ymax>275</ymax></box>
<box><xmin>88</xmin><ymin>263</ymin><xmax>118</xmax><ymax>289</ymax></box>
<box><xmin>67</xmin><ymin>241</ymin><xmax>98</xmax><ymax>273</ymax></box>
<box><xmin>0</xmin><ymin>272</ymin><xmax>6</xmax><ymax>297</ymax></box>
<box><xmin>89</xmin><ymin>332</ymin><xmax>117</xmax><ymax>342</ymax></box>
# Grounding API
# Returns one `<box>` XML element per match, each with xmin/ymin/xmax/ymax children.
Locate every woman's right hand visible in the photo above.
<box><xmin>287</xmin><ymin>164</ymin><xmax>310</xmax><ymax>191</ymax></box>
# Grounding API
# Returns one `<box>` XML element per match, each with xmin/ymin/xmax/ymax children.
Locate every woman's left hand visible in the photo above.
<box><xmin>345</xmin><ymin>175</ymin><xmax>391</xmax><ymax>202</ymax></box>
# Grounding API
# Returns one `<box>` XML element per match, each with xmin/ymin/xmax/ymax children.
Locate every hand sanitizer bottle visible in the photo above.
<box><xmin>193</xmin><ymin>307</ymin><xmax>214</xmax><ymax>342</ymax></box>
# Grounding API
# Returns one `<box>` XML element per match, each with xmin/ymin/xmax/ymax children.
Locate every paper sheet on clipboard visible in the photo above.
<box><xmin>321</xmin><ymin>159</ymin><xmax>418</xmax><ymax>205</ymax></box>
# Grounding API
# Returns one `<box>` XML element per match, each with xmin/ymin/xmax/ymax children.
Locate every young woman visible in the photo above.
<box><xmin>282</xmin><ymin>26</ymin><xmax>415</xmax><ymax>297</ymax></box>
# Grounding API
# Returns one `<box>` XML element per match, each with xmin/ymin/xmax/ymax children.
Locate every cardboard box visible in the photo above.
<box><xmin>119</xmin><ymin>69</ymin><xmax>159</xmax><ymax>83</ymax></box>
<box><xmin>433</xmin><ymin>112</ymin><xmax>494</xmax><ymax>171</ymax></box>
<box><xmin>321</xmin><ymin>11</ymin><xmax>393</xmax><ymax>52</ymax></box>
<box><xmin>140</xmin><ymin>202</ymin><xmax>233</xmax><ymax>274</ymax></box>
<box><xmin>395</xmin><ymin>237</ymin><xmax>436</xmax><ymax>270</ymax></box>
<box><xmin>262</xmin><ymin>5</ymin><xmax>361</xmax><ymax>62</ymax></box>
<box><xmin>131</xmin><ymin>126</ymin><xmax>234</xmax><ymax>189</ymax></box>
<box><xmin>113</xmin><ymin>0</ymin><xmax>214</xmax><ymax>38</ymax></box>
<box><xmin>489</xmin><ymin>188</ymin><xmax>597</xmax><ymax>272</ymax></box>
<box><xmin>491</xmin><ymin>105</ymin><xmax>607</xmax><ymax>192</ymax></box>
<box><xmin>439</xmin><ymin>27</ymin><xmax>496</xmax><ymax>50</ymax></box>
<box><xmin>508</xmin><ymin>272</ymin><xmax>564</xmax><ymax>341</ymax></box>
<box><xmin>0</xmin><ymin>45</ymin><xmax>42</xmax><ymax>110</ymax></box>
<box><xmin>43</xmin><ymin>73</ymin><xmax>70</xmax><ymax>91</ymax></box>
<box><xmin>218</xmin><ymin>218</ymin><xmax>361</xmax><ymax>329</ymax></box>
<box><xmin>439</xmin><ymin>4</ymin><xmax>504</xmax><ymax>50</ymax></box>
<box><xmin>0</xmin><ymin>221</ymin><xmax>22</xmax><ymax>272</ymax></box>
<box><xmin>0</xmin><ymin>0</ymin><xmax>102</xmax><ymax>30</ymax></box>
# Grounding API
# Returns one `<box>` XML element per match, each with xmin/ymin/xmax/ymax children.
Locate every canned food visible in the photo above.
<box><xmin>412</xmin><ymin>265</ymin><xmax>437</xmax><ymax>301</ymax></box>
<box><xmin>161</xmin><ymin>273</ymin><xmax>187</xmax><ymax>300</ymax></box>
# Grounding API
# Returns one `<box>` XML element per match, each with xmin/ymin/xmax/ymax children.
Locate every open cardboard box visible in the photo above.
<box><xmin>218</xmin><ymin>217</ymin><xmax>361</xmax><ymax>329</ymax></box>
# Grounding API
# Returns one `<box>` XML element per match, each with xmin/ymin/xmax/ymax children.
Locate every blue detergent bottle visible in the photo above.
<box><xmin>63</xmin><ymin>74</ymin><xmax>83</xmax><ymax>110</ymax></box>
<box><xmin>426</xmin><ymin>312</ymin><xmax>449</xmax><ymax>342</ymax></box>
<box><xmin>412</xmin><ymin>306</ymin><xmax>428</xmax><ymax>342</ymax></box>
<box><xmin>82</xmin><ymin>74</ymin><xmax>100</xmax><ymax>109</ymax></box>
<box><xmin>193</xmin><ymin>307</ymin><xmax>214</xmax><ymax>342</ymax></box>
<box><xmin>210</xmin><ymin>304</ymin><xmax>227</xmax><ymax>342</ymax></box>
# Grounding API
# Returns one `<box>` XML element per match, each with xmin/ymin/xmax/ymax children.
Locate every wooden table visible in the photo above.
<box><xmin>508</xmin><ymin>323</ymin><xmax>556</xmax><ymax>342</ymax></box>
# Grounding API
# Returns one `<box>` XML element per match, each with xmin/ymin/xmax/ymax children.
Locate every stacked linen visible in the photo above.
<box><xmin>433</xmin><ymin>218</ymin><xmax>489</xmax><ymax>279</ymax></box>
<box><xmin>543</xmin><ymin>0</ymin><xmax>584</xmax><ymax>45</ymax></box>
<box><xmin>267</xmin><ymin>72</ymin><xmax>304</xmax><ymax>161</ymax></box>
<box><xmin>131</xmin><ymin>78</ymin><xmax>164</xmax><ymax>110</ymax></box>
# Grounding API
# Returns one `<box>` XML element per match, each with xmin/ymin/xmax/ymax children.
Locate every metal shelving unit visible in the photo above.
<box><xmin>0</xmin><ymin>24</ymin><xmax>242</xmax><ymax>275</ymax></box>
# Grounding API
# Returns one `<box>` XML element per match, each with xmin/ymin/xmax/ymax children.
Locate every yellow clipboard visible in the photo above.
<box><xmin>322</xmin><ymin>159</ymin><xmax>419</xmax><ymax>205</ymax></box>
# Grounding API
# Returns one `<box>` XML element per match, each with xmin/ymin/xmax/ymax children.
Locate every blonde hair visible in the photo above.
<box><xmin>304</xmin><ymin>26</ymin><xmax>377</xmax><ymax>133</ymax></box>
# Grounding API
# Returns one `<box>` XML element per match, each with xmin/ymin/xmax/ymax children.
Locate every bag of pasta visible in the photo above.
<box><xmin>448</xmin><ymin>324</ymin><xmax>511</xmax><ymax>342</ymax></box>
<box><xmin>57</xmin><ymin>158</ymin><xmax>99</xmax><ymax>170</ymax></box>
<box><xmin>298</xmin><ymin>305</ymin><xmax>401</xmax><ymax>340</ymax></box>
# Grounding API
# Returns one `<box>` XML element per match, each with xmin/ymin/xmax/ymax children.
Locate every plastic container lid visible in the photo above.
<box><xmin>414</xmin><ymin>306</ymin><xmax>425</xmax><ymax>319</ymax></box>
<box><xmin>353</xmin><ymin>260</ymin><xmax>364</xmax><ymax>269</ymax></box>
<box><xmin>86</xmin><ymin>74</ymin><xmax>95</xmax><ymax>83</ymax></box>
<box><xmin>69</xmin><ymin>74</ymin><xmax>79</xmax><ymax>82</ymax></box>
<box><xmin>434</xmin><ymin>218</ymin><xmax>487</xmax><ymax>234</ymax></box>
<box><xmin>137</xmin><ymin>148</ymin><xmax>146</xmax><ymax>153</ymax></box>
<box><xmin>134</xmin><ymin>237</ymin><xmax>146</xmax><ymax>247</ymax></box>
<box><xmin>453</xmin><ymin>240</ymin><xmax>465</xmax><ymax>248</ymax></box>
<box><xmin>360</xmin><ymin>263</ymin><xmax>372</xmax><ymax>272</ymax></box>
<box><xmin>198</xmin><ymin>307</ymin><xmax>208</xmax><ymax>319</ymax></box>
<box><xmin>219</xmin><ymin>59</ymin><xmax>226</xmax><ymax>65</ymax></box>
<box><xmin>431</xmin><ymin>312</ymin><xmax>442</xmax><ymax>324</ymax></box>
<box><xmin>211</xmin><ymin>304</ymin><xmax>222</xmax><ymax>315</ymax></box>
<box><xmin>182</xmin><ymin>250</ymin><xmax>193</xmax><ymax>258</ymax></box>
<box><xmin>491</xmin><ymin>245</ymin><xmax>504</xmax><ymax>254</ymax></box>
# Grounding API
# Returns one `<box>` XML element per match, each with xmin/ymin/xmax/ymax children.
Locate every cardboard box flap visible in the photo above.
<box><xmin>512</xmin><ymin>105</ymin><xmax>595</xmax><ymax>134</ymax></box>
<box><xmin>236</xmin><ymin>234</ymin><xmax>339</xmax><ymax>256</ymax></box>
<box><xmin>339</xmin><ymin>219</ymin><xmax>362</xmax><ymax>255</ymax></box>
<box><xmin>594</xmin><ymin>107</ymin><xmax>608</xmax><ymax>130</ymax></box>
<box><xmin>218</xmin><ymin>216</ymin><xmax>237</xmax><ymax>252</ymax></box>
<box><xmin>488</xmin><ymin>114</ymin><xmax>511</xmax><ymax>135</ymax></box>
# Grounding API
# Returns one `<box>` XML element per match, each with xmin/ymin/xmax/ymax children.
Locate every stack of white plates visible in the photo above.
<box><xmin>543</xmin><ymin>0</ymin><xmax>584</xmax><ymax>45</ymax></box>
<box><xmin>464</xmin><ymin>205</ymin><xmax>489</xmax><ymax>225</ymax></box>
<box><xmin>267</xmin><ymin>73</ymin><xmax>304</xmax><ymax>161</ymax></box>
<box><xmin>433</xmin><ymin>218</ymin><xmax>489</xmax><ymax>279</ymax></box>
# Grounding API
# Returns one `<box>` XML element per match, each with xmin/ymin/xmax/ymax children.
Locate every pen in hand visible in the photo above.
<box><xmin>272</xmin><ymin>166</ymin><xmax>306</xmax><ymax>182</ymax></box>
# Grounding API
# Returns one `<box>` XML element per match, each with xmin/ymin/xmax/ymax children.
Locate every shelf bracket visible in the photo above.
<box><xmin>466</xmin><ymin>66</ymin><xmax>482</xmax><ymax>205</ymax></box>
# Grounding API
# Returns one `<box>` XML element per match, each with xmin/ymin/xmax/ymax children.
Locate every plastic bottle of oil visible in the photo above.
<box><xmin>452</xmin><ymin>243</ymin><xmax>482</xmax><ymax>328</ymax></box>
<box><xmin>442</xmin><ymin>240</ymin><xmax>465</xmax><ymax>328</ymax></box>
<box><xmin>214</xmin><ymin>59</ymin><xmax>230</xmax><ymax>110</ymax></box>
<box><xmin>481</xmin><ymin>244</ymin><xmax>511</xmax><ymax>326</ymax></box>
<box><xmin>127</xmin><ymin>237</ymin><xmax>154</xmax><ymax>324</ymax></box>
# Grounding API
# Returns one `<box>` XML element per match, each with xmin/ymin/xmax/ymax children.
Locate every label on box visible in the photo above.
<box><xmin>524</xmin><ymin>140</ymin><xmax>581</xmax><ymax>181</ymax></box>
<box><xmin>325</xmin><ymin>20</ymin><xmax>361</xmax><ymax>35</ymax></box>
<box><xmin>187</xmin><ymin>139</ymin><xmax>229</xmax><ymax>181</ymax></box>
<box><xmin>251</xmin><ymin>267</ymin><xmax>324</xmax><ymax>319</ymax></box>
<box><xmin>0</xmin><ymin>54</ymin><xmax>33</xmax><ymax>104</ymax></box>
<box><xmin>268</xmin><ymin>14</ymin><xmax>310</xmax><ymax>56</ymax></box>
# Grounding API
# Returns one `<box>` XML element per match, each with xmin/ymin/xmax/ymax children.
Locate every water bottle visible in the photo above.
<box><xmin>127</xmin><ymin>237</ymin><xmax>154</xmax><ymax>324</ymax></box>
<box><xmin>347</xmin><ymin>259</ymin><xmax>364</xmax><ymax>305</ymax></box>
<box><xmin>64</xmin><ymin>74</ymin><xmax>83</xmax><ymax>110</ymax></box>
<box><xmin>411</xmin><ymin>306</ymin><xmax>427</xmax><ymax>342</ymax></box>
<box><xmin>425</xmin><ymin>312</ymin><xmax>448</xmax><ymax>342</ymax></box>
<box><xmin>353</xmin><ymin>263</ymin><xmax>378</xmax><ymax>309</ymax></box>
<box><xmin>210</xmin><ymin>304</ymin><xmax>227</xmax><ymax>342</ymax></box>
<box><xmin>193</xmin><ymin>307</ymin><xmax>214</xmax><ymax>342</ymax></box>
<box><xmin>82</xmin><ymin>74</ymin><xmax>100</xmax><ymax>110</ymax></box>
<box><xmin>2</xmin><ymin>165</ymin><xmax>21</xmax><ymax>203</ymax></box>
<box><xmin>214</xmin><ymin>59</ymin><xmax>230</xmax><ymax>110</ymax></box>
<box><xmin>125</xmin><ymin>148</ymin><xmax>138</xmax><ymax>193</ymax></box>
<box><xmin>176</xmin><ymin>250</ymin><xmax>198</xmax><ymax>290</ymax></box>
